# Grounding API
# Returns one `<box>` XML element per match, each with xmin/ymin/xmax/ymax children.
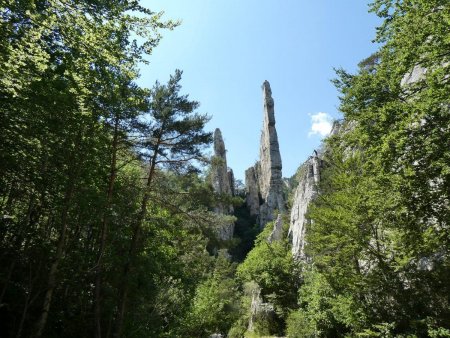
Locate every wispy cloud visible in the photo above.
<box><xmin>308</xmin><ymin>112</ymin><xmax>333</xmax><ymax>137</ymax></box>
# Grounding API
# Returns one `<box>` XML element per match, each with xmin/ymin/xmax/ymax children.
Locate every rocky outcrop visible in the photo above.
<box><xmin>245</xmin><ymin>81</ymin><xmax>285</xmax><ymax>228</ymax></box>
<box><xmin>268</xmin><ymin>214</ymin><xmax>283</xmax><ymax>243</ymax></box>
<box><xmin>400</xmin><ymin>64</ymin><xmax>427</xmax><ymax>86</ymax></box>
<box><xmin>330</xmin><ymin>119</ymin><xmax>343</xmax><ymax>136</ymax></box>
<box><xmin>289</xmin><ymin>151</ymin><xmax>321</xmax><ymax>260</ymax></box>
<box><xmin>211</xmin><ymin>128</ymin><xmax>234</xmax><ymax>240</ymax></box>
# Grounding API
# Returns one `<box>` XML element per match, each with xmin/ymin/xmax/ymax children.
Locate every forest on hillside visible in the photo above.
<box><xmin>1</xmin><ymin>1</ymin><xmax>449</xmax><ymax>337</ymax></box>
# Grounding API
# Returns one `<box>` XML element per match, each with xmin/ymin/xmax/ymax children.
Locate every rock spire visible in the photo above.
<box><xmin>211</xmin><ymin>128</ymin><xmax>234</xmax><ymax>240</ymax></box>
<box><xmin>212</xmin><ymin>128</ymin><xmax>233</xmax><ymax>202</ymax></box>
<box><xmin>245</xmin><ymin>81</ymin><xmax>285</xmax><ymax>228</ymax></box>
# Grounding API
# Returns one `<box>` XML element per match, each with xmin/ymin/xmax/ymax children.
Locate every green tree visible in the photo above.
<box><xmin>0</xmin><ymin>1</ymin><xmax>177</xmax><ymax>337</ymax></box>
<box><xmin>184</xmin><ymin>250</ymin><xmax>241</xmax><ymax>337</ymax></box>
<box><xmin>300</xmin><ymin>0</ymin><xmax>450</xmax><ymax>335</ymax></box>
<box><xmin>236</xmin><ymin>219</ymin><xmax>300</xmax><ymax>336</ymax></box>
<box><xmin>114</xmin><ymin>69</ymin><xmax>212</xmax><ymax>337</ymax></box>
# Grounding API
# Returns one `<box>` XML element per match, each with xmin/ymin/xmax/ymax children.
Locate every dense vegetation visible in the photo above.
<box><xmin>0</xmin><ymin>1</ymin><xmax>238</xmax><ymax>337</ymax></box>
<box><xmin>1</xmin><ymin>0</ymin><xmax>449</xmax><ymax>337</ymax></box>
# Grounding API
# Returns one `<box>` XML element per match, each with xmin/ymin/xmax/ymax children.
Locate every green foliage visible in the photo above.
<box><xmin>0</xmin><ymin>2</ymin><xmax>219</xmax><ymax>337</ymax></box>
<box><xmin>228</xmin><ymin>317</ymin><xmax>250</xmax><ymax>338</ymax></box>
<box><xmin>139</xmin><ymin>69</ymin><xmax>212</xmax><ymax>173</ymax></box>
<box><xmin>183</xmin><ymin>251</ymin><xmax>242</xmax><ymax>337</ymax></box>
<box><xmin>286</xmin><ymin>266</ymin><xmax>362</xmax><ymax>337</ymax></box>
<box><xmin>286</xmin><ymin>310</ymin><xmax>316</xmax><ymax>338</ymax></box>
<box><xmin>237</xmin><ymin>220</ymin><xmax>299</xmax><ymax>316</ymax></box>
<box><xmin>235</xmin><ymin>220</ymin><xmax>300</xmax><ymax>336</ymax></box>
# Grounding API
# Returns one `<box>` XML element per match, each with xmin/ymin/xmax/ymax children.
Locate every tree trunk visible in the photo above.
<box><xmin>0</xmin><ymin>260</ymin><xmax>15</xmax><ymax>304</ymax></box>
<box><xmin>16</xmin><ymin>286</ymin><xmax>31</xmax><ymax>338</ymax></box>
<box><xmin>33</xmin><ymin>129</ymin><xmax>82</xmax><ymax>338</ymax></box>
<box><xmin>33</xmin><ymin>183</ymin><xmax>75</xmax><ymax>338</ymax></box>
<box><xmin>95</xmin><ymin>115</ymin><xmax>119</xmax><ymax>338</ymax></box>
<box><xmin>16</xmin><ymin>259</ymin><xmax>42</xmax><ymax>338</ymax></box>
<box><xmin>113</xmin><ymin>139</ymin><xmax>160</xmax><ymax>338</ymax></box>
<box><xmin>1</xmin><ymin>194</ymin><xmax>36</xmax><ymax>302</ymax></box>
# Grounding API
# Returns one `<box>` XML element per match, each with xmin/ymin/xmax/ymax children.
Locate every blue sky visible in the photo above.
<box><xmin>138</xmin><ymin>1</ymin><xmax>381</xmax><ymax>180</ymax></box>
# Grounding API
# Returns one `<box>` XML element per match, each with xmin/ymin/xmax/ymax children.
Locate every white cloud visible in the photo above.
<box><xmin>308</xmin><ymin>112</ymin><xmax>333</xmax><ymax>137</ymax></box>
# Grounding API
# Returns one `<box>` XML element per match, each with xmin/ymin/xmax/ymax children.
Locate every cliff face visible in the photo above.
<box><xmin>245</xmin><ymin>81</ymin><xmax>285</xmax><ymax>228</ymax></box>
<box><xmin>288</xmin><ymin>121</ymin><xmax>344</xmax><ymax>260</ymax></box>
<box><xmin>289</xmin><ymin>151</ymin><xmax>321</xmax><ymax>260</ymax></box>
<box><xmin>227</xmin><ymin>168</ymin><xmax>235</xmax><ymax>197</ymax></box>
<box><xmin>245</xmin><ymin>164</ymin><xmax>260</xmax><ymax>217</ymax></box>
<box><xmin>211</xmin><ymin>128</ymin><xmax>234</xmax><ymax>240</ymax></box>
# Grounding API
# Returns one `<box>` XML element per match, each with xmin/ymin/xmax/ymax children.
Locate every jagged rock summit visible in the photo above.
<box><xmin>245</xmin><ymin>81</ymin><xmax>285</xmax><ymax>228</ymax></box>
<box><xmin>211</xmin><ymin>128</ymin><xmax>235</xmax><ymax>240</ymax></box>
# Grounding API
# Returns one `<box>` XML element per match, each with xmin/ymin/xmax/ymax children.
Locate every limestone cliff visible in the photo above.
<box><xmin>289</xmin><ymin>151</ymin><xmax>321</xmax><ymax>260</ymax></box>
<box><xmin>245</xmin><ymin>81</ymin><xmax>285</xmax><ymax>228</ymax></box>
<box><xmin>227</xmin><ymin>168</ymin><xmax>235</xmax><ymax>197</ymax></box>
<box><xmin>245</xmin><ymin>164</ymin><xmax>260</xmax><ymax>217</ymax></box>
<box><xmin>211</xmin><ymin>128</ymin><xmax>234</xmax><ymax>240</ymax></box>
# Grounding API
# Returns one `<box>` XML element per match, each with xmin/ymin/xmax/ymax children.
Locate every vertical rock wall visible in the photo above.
<box><xmin>245</xmin><ymin>81</ymin><xmax>285</xmax><ymax>228</ymax></box>
<box><xmin>289</xmin><ymin>151</ymin><xmax>321</xmax><ymax>260</ymax></box>
<box><xmin>245</xmin><ymin>164</ymin><xmax>260</xmax><ymax>217</ymax></box>
<box><xmin>227</xmin><ymin>168</ymin><xmax>235</xmax><ymax>197</ymax></box>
